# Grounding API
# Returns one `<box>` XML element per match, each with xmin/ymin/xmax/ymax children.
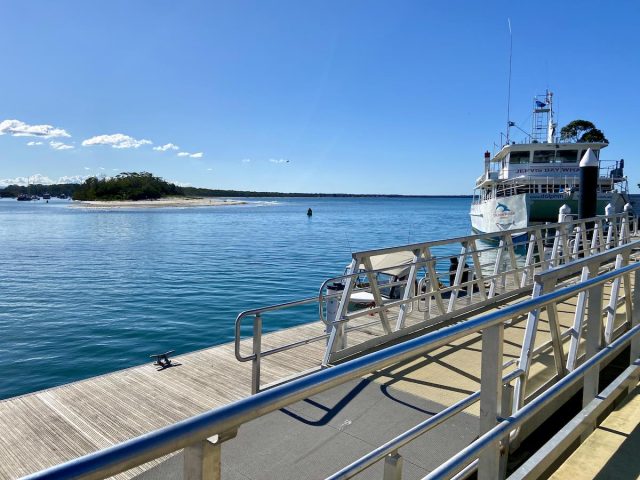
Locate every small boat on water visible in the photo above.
<box><xmin>16</xmin><ymin>194</ymin><xmax>31</xmax><ymax>201</ymax></box>
<box><xmin>43</xmin><ymin>193</ymin><xmax>51</xmax><ymax>200</ymax></box>
<box><xmin>470</xmin><ymin>91</ymin><xmax>628</xmax><ymax>240</ymax></box>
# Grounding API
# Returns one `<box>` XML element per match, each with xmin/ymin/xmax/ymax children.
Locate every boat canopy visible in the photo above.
<box><xmin>359</xmin><ymin>251</ymin><xmax>415</xmax><ymax>277</ymax></box>
<box><xmin>491</xmin><ymin>141</ymin><xmax>607</xmax><ymax>162</ymax></box>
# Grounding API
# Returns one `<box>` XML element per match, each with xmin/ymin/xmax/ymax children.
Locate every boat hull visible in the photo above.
<box><xmin>470</xmin><ymin>191</ymin><xmax>626</xmax><ymax>238</ymax></box>
<box><xmin>470</xmin><ymin>194</ymin><xmax>529</xmax><ymax>240</ymax></box>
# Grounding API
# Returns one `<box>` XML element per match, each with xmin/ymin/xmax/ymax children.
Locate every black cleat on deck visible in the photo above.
<box><xmin>150</xmin><ymin>350</ymin><xmax>175</xmax><ymax>370</ymax></box>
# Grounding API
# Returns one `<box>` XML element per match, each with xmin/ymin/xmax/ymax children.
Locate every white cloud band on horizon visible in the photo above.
<box><xmin>27</xmin><ymin>141</ymin><xmax>43</xmax><ymax>146</ymax></box>
<box><xmin>153</xmin><ymin>143</ymin><xmax>179</xmax><ymax>152</ymax></box>
<box><xmin>82</xmin><ymin>133</ymin><xmax>152</xmax><ymax>149</ymax></box>
<box><xmin>0</xmin><ymin>173</ymin><xmax>89</xmax><ymax>187</ymax></box>
<box><xmin>0</xmin><ymin>119</ymin><xmax>71</xmax><ymax>138</ymax></box>
<box><xmin>269</xmin><ymin>158</ymin><xmax>289</xmax><ymax>164</ymax></box>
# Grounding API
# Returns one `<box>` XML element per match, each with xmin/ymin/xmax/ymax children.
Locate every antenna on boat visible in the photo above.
<box><xmin>506</xmin><ymin>18</ymin><xmax>513</xmax><ymax>145</ymax></box>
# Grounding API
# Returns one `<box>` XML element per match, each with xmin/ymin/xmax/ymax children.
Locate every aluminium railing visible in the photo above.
<box><xmin>235</xmin><ymin>213</ymin><xmax>631</xmax><ymax>393</ymax></box>
<box><xmin>23</xmin><ymin>246</ymin><xmax>640</xmax><ymax>480</ymax></box>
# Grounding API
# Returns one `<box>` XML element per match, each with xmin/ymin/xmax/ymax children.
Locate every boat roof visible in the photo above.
<box><xmin>359</xmin><ymin>251</ymin><xmax>415</xmax><ymax>277</ymax></box>
<box><xmin>491</xmin><ymin>141</ymin><xmax>608</xmax><ymax>162</ymax></box>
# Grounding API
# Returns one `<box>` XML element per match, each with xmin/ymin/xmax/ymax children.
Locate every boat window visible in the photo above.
<box><xmin>533</xmin><ymin>150</ymin><xmax>555</xmax><ymax>163</ymax></box>
<box><xmin>555</xmin><ymin>150</ymin><xmax>578</xmax><ymax>163</ymax></box>
<box><xmin>509</xmin><ymin>151</ymin><xmax>530</xmax><ymax>164</ymax></box>
<box><xmin>578</xmin><ymin>149</ymin><xmax>600</xmax><ymax>161</ymax></box>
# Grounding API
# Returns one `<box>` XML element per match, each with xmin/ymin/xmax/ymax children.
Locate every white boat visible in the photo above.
<box><xmin>470</xmin><ymin>91</ymin><xmax>628</xmax><ymax>240</ymax></box>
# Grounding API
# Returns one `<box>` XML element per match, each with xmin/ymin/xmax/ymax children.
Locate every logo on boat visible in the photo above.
<box><xmin>494</xmin><ymin>202</ymin><xmax>516</xmax><ymax>226</ymax></box>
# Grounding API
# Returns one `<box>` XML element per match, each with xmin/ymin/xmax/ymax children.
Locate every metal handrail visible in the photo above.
<box><xmin>234</xmin><ymin>295</ymin><xmax>318</xmax><ymax>361</ymax></box>
<box><xmin>23</xmin><ymin>260</ymin><xmax>640</xmax><ymax>480</ymax></box>
<box><xmin>326</xmin><ymin>368</ymin><xmax>525</xmax><ymax>480</ymax></box>
<box><xmin>423</xmin><ymin>327</ymin><xmax>640</xmax><ymax>480</ymax></box>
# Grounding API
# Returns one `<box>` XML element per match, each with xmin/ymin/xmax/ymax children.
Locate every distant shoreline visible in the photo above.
<box><xmin>71</xmin><ymin>197</ymin><xmax>247</xmax><ymax>209</ymax></box>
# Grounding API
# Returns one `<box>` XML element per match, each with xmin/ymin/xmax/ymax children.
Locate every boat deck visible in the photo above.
<box><xmin>0</xmin><ymin>272</ymin><xmax>632</xmax><ymax>479</ymax></box>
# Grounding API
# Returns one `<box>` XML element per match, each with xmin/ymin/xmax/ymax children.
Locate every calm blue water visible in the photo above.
<box><xmin>0</xmin><ymin>197</ymin><xmax>471</xmax><ymax>399</ymax></box>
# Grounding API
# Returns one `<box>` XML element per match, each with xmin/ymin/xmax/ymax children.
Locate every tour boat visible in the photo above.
<box><xmin>470</xmin><ymin>91</ymin><xmax>628</xmax><ymax>240</ymax></box>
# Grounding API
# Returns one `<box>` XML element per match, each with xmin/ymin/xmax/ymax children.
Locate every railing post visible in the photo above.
<box><xmin>478</xmin><ymin>322</ymin><xmax>504</xmax><ymax>480</ymax></box>
<box><xmin>499</xmin><ymin>383</ymin><xmax>514</xmax><ymax>479</ymax></box>
<box><xmin>383</xmin><ymin>451</ymin><xmax>403</xmax><ymax>480</ymax></box>
<box><xmin>184</xmin><ymin>439</ymin><xmax>221</xmax><ymax>480</ymax></box>
<box><xmin>251</xmin><ymin>313</ymin><xmax>262</xmax><ymax>394</ymax></box>
<box><xmin>323</xmin><ymin>258</ymin><xmax>358</xmax><ymax>365</ymax></box>
<box><xmin>630</xmin><ymin>269</ymin><xmax>640</xmax><ymax>396</ymax></box>
<box><xmin>581</xmin><ymin>280</ymin><xmax>603</xmax><ymax>441</ymax></box>
<box><xmin>184</xmin><ymin>431</ymin><xmax>237</xmax><ymax>480</ymax></box>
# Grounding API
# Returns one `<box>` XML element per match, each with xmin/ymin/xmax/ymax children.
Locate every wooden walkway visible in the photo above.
<box><xmin>0</xmin><ymin>271</ymin><xmax>633</xmax><ymax>479</ymax></box>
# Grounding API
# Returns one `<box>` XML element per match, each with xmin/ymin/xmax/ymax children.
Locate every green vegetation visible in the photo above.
<box><xmin>72</xmin><ymin>172</ymin><xmax>184</xmax><ymax>201</ymax></box>
<box><xmin>560</xmin><ymin>120</ymin><xmax>608</xmax><ymax>143</ymax></box>
<box><xmin>0</xmin><ymin>172</ymin><xmax>473</xmax><ymax>199</ymax></box>
<box><xmin>0</xmin><ymin>183</ymin><xmax>78</xmax><ymax>198</ymax></box>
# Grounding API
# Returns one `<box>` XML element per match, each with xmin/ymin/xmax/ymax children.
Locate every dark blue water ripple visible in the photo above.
<box><xmin>0</xmin><ymin>197</ymin><xmax>471</xmax><ymax>399</ymax></box>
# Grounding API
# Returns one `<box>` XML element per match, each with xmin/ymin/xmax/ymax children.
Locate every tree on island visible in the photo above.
<box><xmin>73</xmin><ymin>172</ymin><xmax>184</xmax><ymax>201</ymax></box>
<box><xmin>560</xmin><ymin>120</ymin><xmax>608</xmax><ymax>143</ymax></box>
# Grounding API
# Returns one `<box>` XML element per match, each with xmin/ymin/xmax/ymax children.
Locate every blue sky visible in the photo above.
<box><xmin>1</xmin><ymin>0</ymin><xmax>639</xmax><ymax>194</ymax></box>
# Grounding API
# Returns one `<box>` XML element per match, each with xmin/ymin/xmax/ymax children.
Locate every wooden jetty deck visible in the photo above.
<box><xmin>0</xmin><ymin>269</ymin><xmax>633</xmax><ymax>480</ymax></box>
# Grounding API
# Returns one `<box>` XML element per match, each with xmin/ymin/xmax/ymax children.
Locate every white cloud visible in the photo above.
<box><xmin>84</xmin><ymin>167</ymin><xmax>91</xmax><ymax>170</ymax></box>
<box><xmin>0</xmin><ymin>173</ymin><xmax>91</xmax><ymax>187</ymax></box>
<box><xmin>207</xmin><ymin>168</ymin><xmax>213</xmax><ymax>171</ymax></box>
<box><xmin>82</xmin><ymin>133</ymin><xmax>152</xmax><ymax>149</ymax></box>
<box><xmin>0</xmin><ymin>119</ymin><xmax>70</xmax><ymax>138</ymax></box>
<box><xmin>57</xmin><ymin>175</ymin><xmax>89</xmax><ymax>184</ymax></box>
<box><xmin>0</xmin><ymin>174</ymin><xmax>53</xmax><ymax>187</ymax></box>
<box><xmin>269</xmin><ymin>158</ymin><xmax>289</xmax><ymax>164</ymax></box>
<box><xmin>27</xmin><ymin>141</ymin><xmax>43</xmax><ymax>146</ymax></box>
<box><xmin>177</xmin><ymin>151</ymin><xmax>204</xmax><ymax>158</ymax></box>
<box><xmin>49</xmin><ymin>140</ymin><xmax>74</xmax><ymax>150</ymax></box>
<box><xmin>241</xmin><ymin>158</ymin><xmax>251</xmax><ymax>163</ymax></box>
<box><xmin>153</xmin><ymin>143</ymin><xmax>179</xmax><ymax>152</ymax></box>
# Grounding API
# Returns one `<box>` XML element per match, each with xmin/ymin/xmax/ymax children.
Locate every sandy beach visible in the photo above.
<box><xmin>71</xmin><ymin>197</ymin><xmax>247</xmax><ymax>209</ymax></box>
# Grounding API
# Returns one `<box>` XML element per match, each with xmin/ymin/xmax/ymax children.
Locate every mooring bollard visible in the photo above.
<box><xmin>579</xmin><ymin>148</ymin><xmax>598</xmax><ymax>221</ymax></box>
<box><xmin>558</xmin><ymin>204</ymin><xmax>571</xmax><ymax>223</ymax></box>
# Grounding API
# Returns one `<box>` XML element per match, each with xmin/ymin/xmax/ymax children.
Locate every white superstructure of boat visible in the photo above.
<box><xmin>470</xmin><ymin>91</ymin><xmax>628</xmax><ymax>239</ymax></box>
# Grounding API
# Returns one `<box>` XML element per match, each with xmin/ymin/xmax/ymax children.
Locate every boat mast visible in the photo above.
<box><xmin>531</xmin><ymin>90</ymin><xmax>556</xmax><ymax>143</ymax></box>
<box><xmin>546</xmin><ymin>90</ymin><xmax>555</xmax><ymax>142</ymax></box>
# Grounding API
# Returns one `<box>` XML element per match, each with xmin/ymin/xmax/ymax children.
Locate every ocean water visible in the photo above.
<box><xmin>0</xmin><ymin>196</ymin><xmax>471</xmax><ymax>400</ymax></box>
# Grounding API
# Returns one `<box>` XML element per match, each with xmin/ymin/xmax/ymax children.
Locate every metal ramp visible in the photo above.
<box><xmin>234</xmin><ymin>213</ymin><xmax>632</xmax><ymax>394</ymax></box>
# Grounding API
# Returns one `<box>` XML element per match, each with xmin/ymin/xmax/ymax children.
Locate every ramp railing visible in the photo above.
<box><xmin>235</xmin><ymin>213</ymin><xmax>631</xmax><ymax>393</ymax></box>
<box><xmin>24</xmin><ymin>241</ymin><xmax>640</xmax><ymax>480</ymax></box>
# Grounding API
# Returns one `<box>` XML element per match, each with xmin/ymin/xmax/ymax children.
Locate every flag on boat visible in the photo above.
<box><xmin>535</xmin><ymin>100</ymin><xmax>546</xmax><ymax>108</ymax></box>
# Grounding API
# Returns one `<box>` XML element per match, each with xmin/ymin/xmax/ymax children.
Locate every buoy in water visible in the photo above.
<box><xmin>307</xmin><ymin>208</ymin><xmax>313</xmax><ymax>217</ymax></box>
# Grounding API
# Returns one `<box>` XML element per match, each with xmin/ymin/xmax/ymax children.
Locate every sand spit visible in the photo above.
<box><xmin>72</xmin><ymin>197</ymin><xmax>247</xmax><ymax>209</ymax></box>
